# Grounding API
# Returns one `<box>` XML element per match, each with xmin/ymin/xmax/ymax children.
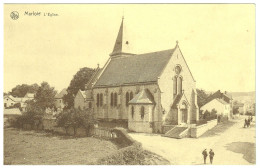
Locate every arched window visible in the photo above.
<box><xmin>110</xmin><ymin>93</ymin><xmax>114</xmax><ymax>107</ymax></box>
<box><xmin>130</xmin><ymin>92</ymin><xmax>133</xmax><ymax>101</ymax></box>
<box><xmin>100</xmin><ymin>93</ymin><xmax>103</xmax><ymax>107</ymax></box>
<box><xmin>178</xmin><ymin>77</ymin><xmax>183</xmax><ymax>94</ymax></box>
<box><xmin>89</xmin><ymin>102</ymin><xmax>92</xmax><ymax>108</ymax></box>
<box><xmin>114</xmin><ymin>93</ymin><xmax>117</xmax><ymax>106</ymax></box>
<box><xmin>131</xmin><ymin>106</ymin><xmax>134</xmax><ymax>119</ymax></box>
<box><xmin>173</xmin><ymin>76</ymin><xmax>178</xmax><ymax>96</ymax></box>
<box><xmin>126</xmin><ymin>92</ymin><xmax>129</xmax><ymax>106</ymax></box>
<box><xmin>97</xmin><ymin>94</ymin><xmax>100</xmax><ymax>107</ymax></box>
<box><xmin>141</xmin><ymin>106</ymin><xmax>145</xmax><ymax>119</ymax></box>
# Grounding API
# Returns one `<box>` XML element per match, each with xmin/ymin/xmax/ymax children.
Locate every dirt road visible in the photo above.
<box><xmin>129</xmin><ymin>117</ymin><xmax>255</xmax><ymax>165</ymax></box>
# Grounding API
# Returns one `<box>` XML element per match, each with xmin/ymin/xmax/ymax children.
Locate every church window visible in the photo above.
<box><xmin>114</xmin><ymin>93</ymin><xmax>118</xmax><ymax>106</ymax></box>
<box><xmin>100</xmin><ymin>93</ymin><xmax>103</xmax><ymax>107</ymax></box>
<box><xmin>175</xmin><ymin>65</ymin><xmax>182</xmax><ymax>75</ymax></box>
<box><xmin>111</xmin><ymin>93</ymin><xmax>114</xmax><ymax>107</ymax></box>
<box><xmin>131</xmin><ymin>106</ymin><xmax>134</xmax><ymax>119</ymax></box>
<box><xmin>173</xmin><ymin>76</ymin><xmax>178</xmax><ymax>96</ymax></box>
<box><xmin>126</xmin><ymin>92</ymin><xmax>129</xmax><ymax>106</ymax></box>
<box><xmin>141</xmin><ymin>106</ymin><xmax>145</xmax><ymax>119</ymax></box>
<box><xmin>177</xmin><ymin>77</ymin><xmax>183</xmax><ymax>94</ymax></box>
<box><xmin>97</xmin><ymin>94</ymin><xmax>100</xmax><ymax>107</ymax></box>
<box><xmin>89</xmin><ymin>102</ymin><xmax>92</xmax><ymax>108</ymax></box>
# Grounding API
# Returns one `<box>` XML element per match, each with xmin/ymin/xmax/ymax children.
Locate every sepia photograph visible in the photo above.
<box><xmin>2</xmin><ymin>2</ymin><xmax>256</xmax><ymax>166</ymax></box>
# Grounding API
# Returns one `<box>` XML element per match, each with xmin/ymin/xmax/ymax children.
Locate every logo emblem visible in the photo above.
<box><xmin>10</xmin><ymin>11</ymin><xmax>19</xmax><ymax>20</ymax></box>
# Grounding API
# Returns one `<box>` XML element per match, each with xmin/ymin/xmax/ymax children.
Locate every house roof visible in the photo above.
<box><xmin>128</xmin><ymin>88</ymin><xmax>155</xmax><ymax>105</ymax></box>
<box><xmin>94</xmin><ymin>48</ymin><xmax>176</xmax><ymax>87</ymax></box>
<box><xmin>4</xmin><ymin>108</ymin><xmax>22</xmax><ymax>115</ymax></box>
<box><xmin>216</xmin><ymin>98</ymin><xmax>229</xmax><ymax>105</ymax></box>
<box><xmin>55</xmin><ymin>88</ymin><xmax>68</xmax><ymax>99</ymax></box>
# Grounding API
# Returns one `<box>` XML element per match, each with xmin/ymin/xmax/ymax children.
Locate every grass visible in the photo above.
<box><xmin>4</xmin><ymin>128</ymin><xmax>118</xmax><ymax>165</ymax></box>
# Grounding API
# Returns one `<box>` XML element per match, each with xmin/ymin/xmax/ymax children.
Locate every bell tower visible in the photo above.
<box><xmin>110</xmin><ymin>17</ymin><xmax>135</xmax><ymax>57</ymax></box>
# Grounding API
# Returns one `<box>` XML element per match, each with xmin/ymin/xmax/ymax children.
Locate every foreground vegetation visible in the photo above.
<box><xmin>4</xmin><ymin>128</ymin><xmax>118</xmax><ymax>165</ymax></box>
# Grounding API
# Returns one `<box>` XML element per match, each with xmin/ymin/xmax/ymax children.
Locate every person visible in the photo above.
<box><xmin>247</xmin><ymin>116</ymin><xmax>251</xmax><ymax>127</ymax></box>
<box><xmin>244</xmin><ymin>118</ymin><xmax>247</xmax><ymax>128</ymax></box>
<box><xmin>251</xmin><ymin>115</ymin><xmax>253</xmax><ymax>122</ymax></box>
<box><xmin>202</xmin><ymin>149</ymin><xmax>208</xmax><ymax>164</ymax></box>
<box><xmin>209</xmin><ymin>149</ymin><xmax>215</xmax><ymax>164</ymax></box>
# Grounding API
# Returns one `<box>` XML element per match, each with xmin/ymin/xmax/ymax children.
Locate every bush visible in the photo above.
<box><xmin>96</xmin><ymin>145</ymin><xmax>146</xmax><ymax>165</ymax></box>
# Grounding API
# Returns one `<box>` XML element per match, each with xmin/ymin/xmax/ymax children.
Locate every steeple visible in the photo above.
<box><xmin>110</xmin><ymin>17</ymin><xmax>135</xmax><ymax>57</ymax></box>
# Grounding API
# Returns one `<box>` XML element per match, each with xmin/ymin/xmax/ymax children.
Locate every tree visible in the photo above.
<box><xmin>9</xmin><ymin>83</ymin><xmax>39</xmax><ymax>97</ymax></box>
<box><xmin>56</xmin><ymin>107</ymin><xmax>97</xmax><ymax>136</ymax></box>
<box><xmin>196</xmin><ymin>89</ymin><xmax>209</xmax><ymax>108</ymax></box>
<box><xmin>63</xmin><ymin>67</ymin><xmax>95</xmax><ymax>109</ymax></box>
<box><xmin>34</xmin><ymin>82</ymin><xmax>57</xmax><ymax>111</ymax></box>
<box><xmin>233</xmin><ymin>107</ymin><xmax>239</xmax><ymax>115</ymax></box>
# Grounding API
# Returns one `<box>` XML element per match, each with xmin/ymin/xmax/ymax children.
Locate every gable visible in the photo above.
<box><xmin>94</xmin><ymin>48</ymin><xmax>175</xmax><ymax>87</ymax></box>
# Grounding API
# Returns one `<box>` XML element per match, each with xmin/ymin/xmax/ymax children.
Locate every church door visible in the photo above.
<box><xmin>181</xmin><ymin>109</ymin><xmax>188</xmax><ymax>123</ymax></box>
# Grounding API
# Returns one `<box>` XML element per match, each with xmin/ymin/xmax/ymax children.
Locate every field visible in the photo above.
<box><xmin>4</xmin><ymin>128</ymin><xmax>118</xmax><ymax>165</ymax></box>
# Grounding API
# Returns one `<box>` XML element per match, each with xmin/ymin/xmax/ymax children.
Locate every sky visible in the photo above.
<box><xmin>4</xmin><ymin>4</ymin><xmax>255</xmax><ymax>93</ymax></box>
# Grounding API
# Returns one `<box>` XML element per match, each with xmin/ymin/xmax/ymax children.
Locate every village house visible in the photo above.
<box><xmin>75</xmin><ymin>18</ymin><xmax>199</xmax><ymax>136</ymax></box>
<box><xmin>4</xmin><ymin>93</ymin><xmax>35</xmax><ymax>111</ymax></box>
<box><xmin>203</xmin><ymin>90</ymin><xmax>233</xmax><ymax>117</ymax></box>
<box><xmin>201</xmin><ymin>98</ymin><xmax>231</xmax><ymax>118</ymax></box>
<box><xmin>54</xmin><ymin>88</ymin><xmax>67</xmax><ymax>112</ymax></box>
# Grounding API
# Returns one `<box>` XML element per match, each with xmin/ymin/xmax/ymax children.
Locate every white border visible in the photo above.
<box><xmin>0</xmin><ymin>1</ymin><xmax>258</xmax><ymax>168</ymax></box>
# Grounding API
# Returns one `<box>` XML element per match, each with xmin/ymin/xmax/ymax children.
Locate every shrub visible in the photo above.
<box><xmin>96</xmin><ymin>145</ymin><xmax>146</xmax><ymax>165</ymax></box>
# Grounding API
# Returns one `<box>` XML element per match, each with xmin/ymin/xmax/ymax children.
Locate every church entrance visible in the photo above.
<box><xmin>180</xmin><ymin>102</ymin><xmax>188</xmax><ymax>123</ymax></box>
<box><xmin>181</xmin><ymin>109</ymin><xmax>188</xmax><ymax>123</ymax></box>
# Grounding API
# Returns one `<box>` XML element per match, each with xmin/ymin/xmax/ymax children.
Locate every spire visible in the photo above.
<box><xmin>110</xmin><ymin>17</ymin><xmax>134</xmax><ymax>57</ymax></box>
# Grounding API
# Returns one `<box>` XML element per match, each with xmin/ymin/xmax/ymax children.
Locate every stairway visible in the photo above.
<box><xmin>163</xmin><ymin>126</ymin><xmax>189</xmax><ymax>139</ymax></box>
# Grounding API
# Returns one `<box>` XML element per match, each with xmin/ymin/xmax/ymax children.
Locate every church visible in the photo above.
<box><xmin>74</xmin><ymin>18</ymin><xmax>199</xmax><ymax>135</ymax></box>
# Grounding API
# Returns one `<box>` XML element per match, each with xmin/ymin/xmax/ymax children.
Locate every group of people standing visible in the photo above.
<box><xmin>244</xmin><ymin>115</ymin><xmax>253</xmax><ymax>128</ymax></box>
<box><xmin>202</xmin><ymin>149</ymin><xmax>215</xmax><ymax>164</ymax></box>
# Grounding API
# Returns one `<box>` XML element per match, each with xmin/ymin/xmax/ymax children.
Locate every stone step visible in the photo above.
<box><xmin>164</xmin><ymin>126</ymin><xmax>188</xmax><ymax>139</ymax></box>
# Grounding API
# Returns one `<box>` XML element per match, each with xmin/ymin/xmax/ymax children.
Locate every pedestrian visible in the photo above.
<box><xmin>202</xmin><ymin>149</ymin><xmax>208</xmax><ymax>164</ymax></box>
<box><xmin>209</xmin><ymin>149</ymin><xmax>215</xmax><ymax>164</ymax></box>
<box><xmin>244</xmin><ymin>118</ymin><xmax>247</xmax><ymax>128</ymax></box>
<box><xmin>247</xmin><ymin>117</ymin><xmax>251</xmax><ymax>127</ymax></box>
<box><xmin>251</xmin><ymin>115</ymin><xmax>253</xmax><ymax>122</ymax></box>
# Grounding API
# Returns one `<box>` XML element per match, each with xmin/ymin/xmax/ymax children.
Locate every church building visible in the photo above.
<box><xmin>75</xmin><ymin>18</ymin><xmax>199</xmax><ymax>135</ymax></box>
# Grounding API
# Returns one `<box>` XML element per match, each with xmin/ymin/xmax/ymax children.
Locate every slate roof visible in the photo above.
<box><xmin>94</xmin><ymin>48</ymin><xmax>176</xmax><ymax>87</ymax></box>
<box><xmin>55</xmin><ymin>88</ymin><xmax>68</xmax><ymax>99</ymax></box>
<box><xmin>216</xmin><ymin>98</ymin><xmax>229</xmax><ymax>105</ymax></box>
<box><xmin>128</xmin><ymin>88</ymin><xmax>155</xmax><ymax>105</ymax></box>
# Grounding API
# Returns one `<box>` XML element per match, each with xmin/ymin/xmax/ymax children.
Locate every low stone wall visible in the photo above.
<box><xmin>128</xmin><ymin>121</ymin><xmax>153</xmax><ymax>133</ymax></box>
<box><xmin>190</xmin><ymin>119</ymin><xmax>218</xmax><ymax>138</ymax></box>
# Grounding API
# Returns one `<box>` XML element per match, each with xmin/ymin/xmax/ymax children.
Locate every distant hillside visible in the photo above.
<box><xmin>229</xmin><ymin>91</ymin><xmax>255</xmax><ymax>98</ymax></box>
<box><xmin>229</xmin><ymin>91</ymin><xmax>255</xmax><ymax>104</ymax></box>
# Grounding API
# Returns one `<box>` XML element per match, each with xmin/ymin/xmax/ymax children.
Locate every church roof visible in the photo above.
<box><xmin>94</xmin><ymin>48</ymin><xmax>176</xmax><ymax>87</ymax></box>
<box><xmin>85</xmin><ymin>67</ymin><xmax>103</xmax><ymax>90</ymax></box>
<box><xmin>128</xmin><ymin>88</ymin><xmax>155</xmax><ymax>105</ymax></box>
<box><xmin>78</xmin><ymin>90</ymin><xmax>87</xmax><ymax>99</ymax></box>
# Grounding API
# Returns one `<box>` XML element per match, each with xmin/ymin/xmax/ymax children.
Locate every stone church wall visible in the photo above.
<box><xmin>158</xmin><ymin>46</ymin><xmax>198</xmax><ymax>125</ymax></box>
